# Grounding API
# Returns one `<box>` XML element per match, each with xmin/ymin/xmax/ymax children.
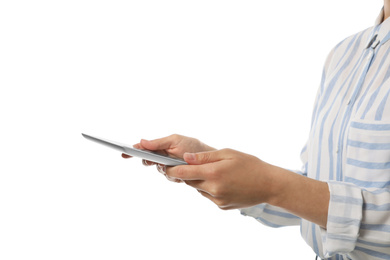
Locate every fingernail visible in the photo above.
<box><xmin>184</xmin><ymin>153</ymin><xmax>196</xmax><ymax>161</ymax></box>
<box><xmin>157</xmin><ymin>164</ymin><xmax>166</xmax><ymax>174</ymax></box>
<box><xmin>142</xmin><ymin>160</ymin><xmax>153</xmax><ymax>166</ymax></box>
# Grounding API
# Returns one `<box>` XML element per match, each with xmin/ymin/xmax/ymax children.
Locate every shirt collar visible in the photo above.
<box><xmin>367</xmin><ymin>7</ymin><xmax>390</xmax><ymax>48</ymax></box>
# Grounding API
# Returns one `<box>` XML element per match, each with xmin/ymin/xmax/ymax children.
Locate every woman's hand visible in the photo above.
<box><xmin>166</xmin><ymin>148</ymin><xmax>279</xmax><ymax>210</ymax></box>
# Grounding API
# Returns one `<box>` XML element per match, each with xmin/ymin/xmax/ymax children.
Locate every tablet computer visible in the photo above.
<box><xmin>82</xmin><ymin>133</ymin><xmax>187</xmax><ymax>166</ymax></box>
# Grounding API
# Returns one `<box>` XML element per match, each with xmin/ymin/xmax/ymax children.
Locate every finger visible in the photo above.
<box><xmin>183</xmin><ymin>149</ymin><xmax>229</xmax><ymax>165</ymax></box>
<box><xmin>156</xmin><ymin>165</ymin><xmax>183</xmax><ymax>183</ymax></box>
<box><xmin>139</xmin><ymin>135</ymin><xmax>177</xmax><ymax>151</ymax></box>
<box><xmin>156</xmin><ymin>164</ymin><xmax>167</xmax><ymax>174</ymax></box>
<box><xmin>197</xmin><ymin>189</ymin><xmax>212</xmax><ymax>197</ymax></box>
<box><xmin>165</xmin><ymin>174</ymin><xmax>183</xmax><ymax>183</ymax></box>
<box><xmin>131</xmin><ymin>143</ymin><xmax>155</xmax><ymax>165</ymax></box>
<box><xmin>143</xmin><ymin>159</ymin><xmax>155</xmax><ymax>166</ymax></box>
<box><xmin>133</xmin><ymin>143</ymin><xmax>143</xmax><ymax>149</ymax></box>
<box><xmin>166</xmin><ymin>164</ymin><xmax>208</xmax><ymax>181</ymax></box>
<box><xmin>121</xmin><ymin>153</ymin><xmax>132</xmax><ymax>159</ymax></box>
<box><xmin>184</xmin><ymin>180</ymin><xmax>207</xmax><ymax>190</ymax></box>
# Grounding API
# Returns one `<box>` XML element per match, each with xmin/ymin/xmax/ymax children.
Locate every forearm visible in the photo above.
<box><xmin>266</xmin><ymin>164</ymin><xmax>330</xmax><ymax>229</ymax></box>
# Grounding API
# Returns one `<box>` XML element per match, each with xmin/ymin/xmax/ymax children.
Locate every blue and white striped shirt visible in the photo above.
<box><xmin>241</xmin><ymin>8</ymin><xmax>390</xmax><ymax>260</ymax></box>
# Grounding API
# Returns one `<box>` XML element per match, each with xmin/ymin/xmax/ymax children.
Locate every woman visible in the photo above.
<box><xmin>123</xmin><ymin>2</ymin><xmax>390</xmax><ymax>259</ymax></box>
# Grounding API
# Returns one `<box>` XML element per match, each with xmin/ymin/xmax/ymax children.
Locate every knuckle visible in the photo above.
<box><xmin>209</xmin><ymin>184</ymin><xmax>225</xmax><ymax>198</ymax></box>
<box><xmin>218</xmin><ymin>205</ymin><xmax>232</xmax><ymax>211</ymax></box>
<box><xmin>215</xmin><ymin>199</ymin><xmax>228</xmax><ymax>209</ymax></box>
<box><xmin>169</xmin><ymin>134</ymin><xmax>182</xmax><ymax>140</ymax></box>
<box><xmin>208</xmin><ymin>186</ymin><xmax>219</xmax><ymax>197</ymax></box>
<box><xmin>198</xmin><ymin>152</ymin><xmax>210</xmax><ymax>162</ymax></box>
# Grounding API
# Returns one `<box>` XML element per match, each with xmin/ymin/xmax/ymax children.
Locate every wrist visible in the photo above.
<box><xmin>264</xmin><ymin>164</ymin><xmax>294</xmax><ymax>207</ymax></box>
<box><xmin>265</xmin><ymin>166</ymin><xmax>330</xmax><ymax>228</ymax></box>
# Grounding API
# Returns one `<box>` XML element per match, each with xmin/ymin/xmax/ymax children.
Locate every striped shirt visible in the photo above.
<box><xmin>241</xmin><ymin>8</ymin><xmax>390</xmax><ymax>260</ymax></box>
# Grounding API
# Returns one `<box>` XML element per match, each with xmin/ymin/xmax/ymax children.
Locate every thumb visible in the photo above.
<box><xmin>140</xmin><ymin>138</ymin><xmax>170</xmax><ymax>151</ymax></box>
<box><xmin>183</xmin><ymin>150</ymin><xmax>227</xmax><ymax>165</ymax></box>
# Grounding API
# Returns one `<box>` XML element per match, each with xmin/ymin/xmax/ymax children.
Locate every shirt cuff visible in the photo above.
<box><xmin>320</xmin><ymin>181</ymin><xmax>363</xmax><ymax>256</ymax></box>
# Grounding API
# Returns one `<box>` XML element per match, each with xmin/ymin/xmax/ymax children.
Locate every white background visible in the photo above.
<box><xmin>0</xmin><ymin>0</ymin><xmax>383</xmax><ymax>259</ymax></box>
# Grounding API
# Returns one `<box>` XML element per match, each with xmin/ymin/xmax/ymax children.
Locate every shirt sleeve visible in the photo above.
<box><xmin>240</xmin><ymin>203</ymin><xmax>301</xmax><ymax>227</ymax></box>
<box><xmin>319</xmin><ymin>182</ymin><xmax>390</xmax><ymax>258</ymax></box>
